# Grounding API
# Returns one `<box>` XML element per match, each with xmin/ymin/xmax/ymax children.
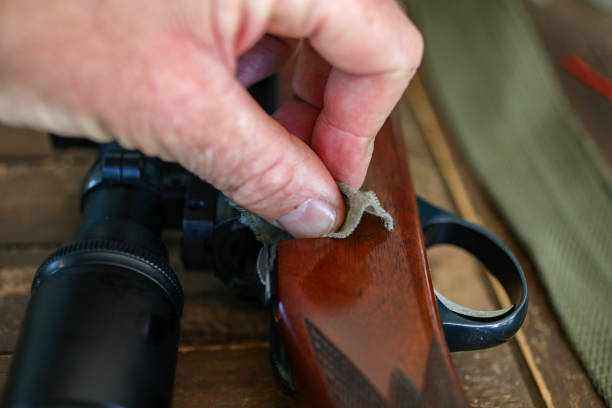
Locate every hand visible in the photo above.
<box><xmin>0</xmin><ymin>0</ymin><xmax>423</xmax><ymax>237</ymax></box>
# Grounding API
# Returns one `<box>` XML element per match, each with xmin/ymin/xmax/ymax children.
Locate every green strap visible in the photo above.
<box><xmin>407</xmin><ymin>0</ymin><xmax>612</xmax><ymax>404</ymax></box>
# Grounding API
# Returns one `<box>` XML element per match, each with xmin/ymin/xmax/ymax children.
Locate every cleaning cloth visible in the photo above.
<box><xmin>235</xmin><ymin>183</ymin><xmax>394</xmax><ymax>245</ymax></box>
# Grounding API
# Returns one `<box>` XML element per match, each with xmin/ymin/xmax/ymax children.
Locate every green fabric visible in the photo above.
<box><xmin>408</xmin><ymin>0</ymin><xmax>612</xmax><ymax>404</ymax></box>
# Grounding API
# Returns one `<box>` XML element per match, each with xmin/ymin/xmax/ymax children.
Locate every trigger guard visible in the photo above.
<box><xmin>417</xmin><ymin>197</ymin><xmax>528</xmax><ymax>352</ymax></box>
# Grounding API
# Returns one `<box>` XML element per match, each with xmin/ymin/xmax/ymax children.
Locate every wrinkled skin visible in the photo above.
<box><xmin>0</xmin><ymin>0</ymin><xmax>423</xmax><ymax>237</ymax></box>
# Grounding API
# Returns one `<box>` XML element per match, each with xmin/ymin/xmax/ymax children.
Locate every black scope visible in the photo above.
<box><xmin>1</xmin><ymin>144</ymin><xmax>265</xmax><ymax>407</ymax></box>
<box><xmin>2</xmin><ymin>147</ymin><xmax>183</xmax><ymax>408</ymax></box>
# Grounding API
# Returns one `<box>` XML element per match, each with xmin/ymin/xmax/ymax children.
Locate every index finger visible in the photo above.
<box><xmin>267</xmin><ymin>0</ymin><xmax>423</xmax><ymax>187</ymax></box>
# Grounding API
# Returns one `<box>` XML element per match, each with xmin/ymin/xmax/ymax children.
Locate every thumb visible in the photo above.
<box><xmin>127</xmin><ymin>63</ymin><xmax>344</xmax><ymax>238</ymax></box>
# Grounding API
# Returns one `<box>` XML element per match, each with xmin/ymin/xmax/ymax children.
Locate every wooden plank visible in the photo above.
<box><xmin>0</xmin><ymin>347</ymin><xmax>289</xmax><ymax>407</ymax></box>
<box><xmin>0</xmin><ymin>126</ymin><xmax>52</xmax><ymax>158</ymax></box>
<box><xmin>0</xmin><ymin>267</ymin><xmax>32</xmax><ymax>353</ymax></box>
<box><xmin>175</xmin><ymin>266</ymin><xmax>269</xmax><ymax>347</ymax></box>
<box><xmin>0</xmin><ymin>355</ymin><xmax>10</xmax><ymax>394</ymax></box>
<box><xmin>451</xmin><ymin>348</ymin><xmax>543</xmax><ymax>408</ymax></box>
<box><xmin>0</xmin><ymin>154</ymin><xmax>93</xmax><ymax>245</ymax></box>
<box><xmin>0</xmin><ymin>248</ymin><xmax>46</xmax><ymax>352</ymax></box>
<box><xmin>173</xmin><ymin>346</ymin><xmax>289</xmax><ymax>407</ymax></box>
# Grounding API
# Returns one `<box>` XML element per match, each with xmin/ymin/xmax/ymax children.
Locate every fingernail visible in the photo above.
<box><xmin>277</xmin><ymin>199</ymin><xmax>337</xmax><ymax>238</ymax></box>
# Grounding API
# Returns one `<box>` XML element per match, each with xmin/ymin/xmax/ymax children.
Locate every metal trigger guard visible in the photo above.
<box><xmin>417</xmin><ymin>198</ymin><xmax>528</xmax><ymax>352</ymax></box>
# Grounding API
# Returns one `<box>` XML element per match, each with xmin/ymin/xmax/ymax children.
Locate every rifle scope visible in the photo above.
<box><xmin>1</xmin><ymin>145</ymin><xmax>183</xmax><ymax>408</ymax></box>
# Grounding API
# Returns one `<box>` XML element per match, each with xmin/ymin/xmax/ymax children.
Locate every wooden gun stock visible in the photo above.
<box><xmin>274</xmin><ymin>114</ymin><xmax>468</xmax><ymax>407</ymax></box>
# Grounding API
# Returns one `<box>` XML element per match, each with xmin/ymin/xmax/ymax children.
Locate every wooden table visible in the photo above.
<box><xmin>0</xmin><ymin>0</ymin><xmax>609</xmax><ymax>406</ymax></box>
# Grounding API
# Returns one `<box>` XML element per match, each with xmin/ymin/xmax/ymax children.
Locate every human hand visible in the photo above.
<box><xmin>0</xmin><ymin>0</ymin><xmax>423</xmax><ymax>237</ymax></box>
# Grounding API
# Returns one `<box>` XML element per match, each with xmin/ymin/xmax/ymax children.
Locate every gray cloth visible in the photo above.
<box><xmin>235</xmin><ymin>183</ymin><xmax>394</xmax><ymax>244</ymax></box>
<box><xmin>408</xmin><ymin>0</ymin><xmax>612</xmax><ymax>404</ymax></box>
<box><xmin>327</xmin><ymin>183</ymin><xmax>394</xmax><ymax>238</ymax></box>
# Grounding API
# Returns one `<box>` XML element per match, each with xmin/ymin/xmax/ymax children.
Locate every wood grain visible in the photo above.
<box><xmin>276</xmin><ymin>117</ymin><xmax>467</xmax><ymax>407</ymax></box>
<box><xmin>0</xmin><ymin>347</ymin><xmax>289</xmax><ymax>407</ymax></box>
<box><xmin>0</xmin><ymin>127</ymin><xmax>52</xmax><ymax>158</ymax></box>
<box><xmin>0</xmin><ymin>356</ymin><xmax>10</xmax><ymax>390</ymax></box>
<box><xmin>0</xmin><ymin>154</ymin><xmax>93</xmax><ymax>245</ymax></box>
<box><xmin>173</xmin><ymin>346</ymin><xmax>289</xmax><ymax>407</ymax></box>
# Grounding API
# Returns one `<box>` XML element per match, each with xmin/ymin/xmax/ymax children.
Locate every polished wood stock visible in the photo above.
<box><xmin>276</xmin><ymin>113</ymin><xmax>468</xmax><ymax>407</ymax></box>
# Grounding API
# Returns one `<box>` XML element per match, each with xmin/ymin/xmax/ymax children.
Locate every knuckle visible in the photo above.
<box><xmin>223</xmin><ymin>156</ymin><xmax>298</xmax><ymax>215</ymax></box>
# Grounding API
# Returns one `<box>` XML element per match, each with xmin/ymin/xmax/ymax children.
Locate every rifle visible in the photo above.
<box><xmin>0</xmin><ymin>78</ymin><xmax>527</xmax><ymax>407</ymax></box>
<box><xmin>271</xmin><ymin>114</ymin><xmax>528</xmax><ymax>407</ymax></box>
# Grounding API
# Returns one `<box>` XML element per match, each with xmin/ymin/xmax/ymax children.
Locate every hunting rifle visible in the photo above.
<box><xmin>1</xmin><ymin>77</ymin><xmax>527</xmax><ymax>407</ymax></box>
